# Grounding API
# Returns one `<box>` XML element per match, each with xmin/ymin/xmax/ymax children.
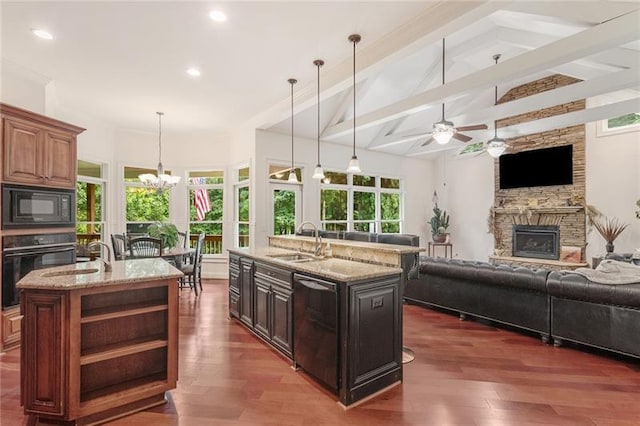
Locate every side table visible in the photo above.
<box><xmin>428</xmin><ymin>242</ymin><xmax>452</xmax><ymax>258</ymax></box>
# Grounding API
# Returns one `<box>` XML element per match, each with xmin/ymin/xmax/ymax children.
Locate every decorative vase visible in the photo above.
<box><xmin>432</xmin><ymin>233</ymin><xmax>447</xmax><ymax>243</ymax></box>
<box><xmin>605</xmin><ymin>242</ymin><xmax>614</xmax><ymax>253</ymax></box>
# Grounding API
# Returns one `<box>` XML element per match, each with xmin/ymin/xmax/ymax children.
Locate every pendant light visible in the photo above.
<box><xmin>138</xmin><ymin>112</ymin><xmax>181</xmax><ymax>192</ymax></box>
<box><xmin>486</xmin><ymin>54</ymin><xmax>507</xmax><ymax>158</ymax></box>
<box><xmin>287</xmin><ymin>78</ymin><xmax>299</xmax><ymax>183</ymax></box>
<box><xmin>312</xmin><ymin>59</ymin><xmax>325</xmax><ymax>180</ymax></box>
<box><xmin>347</xmin><ymin>34</ymin><xmax>361</xmax><ymax>173</ymax></box>
<box><xmin>433</xmin><ymin>38</ymin><xmax>455</xmax><ymax>145</ymax></box>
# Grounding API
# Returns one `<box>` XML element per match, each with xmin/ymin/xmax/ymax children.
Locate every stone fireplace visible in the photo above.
<box><xmin>512</xmin><ymin>225</ymin><xmax>560</xmax><ymax>260</ymax></box>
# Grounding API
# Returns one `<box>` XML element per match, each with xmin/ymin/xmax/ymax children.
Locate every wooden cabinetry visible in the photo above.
<box><xmin>20</xmin><ymin>279</ymin><xmax>178</xmax><ymax>425</ymax></box>
<box><xmin>228</xmin><ymin>254</ymin><xmax>240</xmax><ymax>319</ymax></box>
<box><xmin>1</xmin><ymin>305</ymin><xmax>23</xmax><ymax>350</ymax></box>
<box><xmin>1</xmin><ymin>103</ymin><xmax>84</xmax><ymax>188</ymax></box>
<box><xmin>253</xmin><ymin>262</ymin><xmax>293</xmax><ymax>357</ymax></box>
<box><xmin>239</xmin><ymin>258</ymin><xmax>254</xmax><ymax>327</ymax></box>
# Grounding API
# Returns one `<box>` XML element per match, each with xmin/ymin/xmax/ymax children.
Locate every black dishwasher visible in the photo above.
<box><xmin>293</xmin><ymin>273</ymin><xmax>339</xmax><ymax>391</ymax></box>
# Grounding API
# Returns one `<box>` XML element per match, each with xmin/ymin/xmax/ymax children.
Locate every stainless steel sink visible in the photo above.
<box><xmin>41</xmin><ymin>268</ymin><xmax>99</xmax><ymax>277</ymax></box>
<box><xmin>267</xmin><ymin>253</ymin><xmax>320</xmax><ymax>263</ymax></box>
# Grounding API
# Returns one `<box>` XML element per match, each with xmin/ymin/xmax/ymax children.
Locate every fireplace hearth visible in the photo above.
<box><xmin>513</xmin><ymin>225</ymin><xmax>560</xmax><ymax>260</ymax></box>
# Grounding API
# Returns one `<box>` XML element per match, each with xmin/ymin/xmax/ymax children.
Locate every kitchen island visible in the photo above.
<box><xmin>17</xmin><ymin>258</ymin><xmax>182</xmax><ymax>426</ymax></box>
<box><xmin>229</xmin><ymin>237</ymin><xmax>421</xmax><ymax>407</ymax></box>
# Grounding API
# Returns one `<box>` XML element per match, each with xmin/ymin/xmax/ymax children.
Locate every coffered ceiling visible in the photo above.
<box><xmin>2</xmin><ymin>1</ymin><xmax>639</xmax><ymax>158</ymax></box>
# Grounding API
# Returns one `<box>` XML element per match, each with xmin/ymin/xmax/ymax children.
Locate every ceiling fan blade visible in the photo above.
<box><xmin>421</xmin><ymin>136</ymin><xmax>435</xmax><ymax>147</ymax></box>
<box><xmin>452</xmin><ymin>132</ymin><xmax>472</xmax><ymax>143</ymax></box>
<box><xmin>455</xmin><ymin>124</ymin><xmax>488</xmax><ymax>132</ymax></box>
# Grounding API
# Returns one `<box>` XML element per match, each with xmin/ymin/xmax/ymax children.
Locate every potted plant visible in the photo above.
<box><xmin>430</xmin><ymin>202</ymin><xmax>450</xmax><ymax>243</ymax></box>
<box><xmin>592</xmin><ymin>216</ymin><xmax>628</xmax><ymax>254</ymax></box>
<box><xmin>147</xmin><ymin>222</ymin><xmax>179</xmax><ymax>250</ymax></box>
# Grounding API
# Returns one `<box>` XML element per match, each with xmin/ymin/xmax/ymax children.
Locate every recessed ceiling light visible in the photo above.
<box><xmin>186</xmin><ymin>68</ymin><xmax>201</xmax><ymax>77</ymax></box>
<box><xmin>32</xmin><ymin>29</ymin><xmax>54</xmax><ymax>40</ymax></box>
<box><xmin>209</xmin><ymin>10</ymin><xmax>227</xmax><ymax>22</ymax></box>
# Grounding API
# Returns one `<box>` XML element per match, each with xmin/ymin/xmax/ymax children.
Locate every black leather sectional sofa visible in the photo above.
<box><xmin>406</xmin><ymin>256</ymin><xmax>640</xmax><ymax>359</ymax></box>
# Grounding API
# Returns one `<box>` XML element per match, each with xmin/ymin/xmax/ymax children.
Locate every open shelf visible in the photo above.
<box><xmin>80</xmin><ymin>373</ymin><xmax>167</xmax><ymax>404</ymax></box>
<box><xmin>81</xmin><ymin>302</ymin><xmax>168</xmax><ymax>324</ymax></box>
<box><xmin>80</xmin><ymin>336</ymin><xmax>167</xmax><ymax>365</ymax></box>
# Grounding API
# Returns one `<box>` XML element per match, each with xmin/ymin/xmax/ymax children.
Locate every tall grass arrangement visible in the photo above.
<box><xmin>592</xmin><ymin>216</ymin><xmax>628</xmax><ymax>244</ymax></box>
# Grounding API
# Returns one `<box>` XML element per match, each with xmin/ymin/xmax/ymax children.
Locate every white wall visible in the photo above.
<box><xmin>254</xmin><ymin>129</ymin><xmax>435</xmax><ymax>248</ymax></box>
<box><xmin>585</xmin><ymin>121</ymin><xmax>640</xmax><ymax>259</ymax></box>
<box><xmin>0</xmin><ymin>60</ymin><xmax>48</xmax><ymax>113</ymax></box>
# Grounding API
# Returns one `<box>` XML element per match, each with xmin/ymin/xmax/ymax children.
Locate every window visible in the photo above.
<box><xmin>188</xmin><ymin>170</ymin><xmax>223</xmax><ymax>255</ymax></box>
<box><xmin>76</xmin><ymin>160</ymin><xmax>106</xmax><ymax>260</ymax></box>
<box><xmin>235</xmin><ymin>166</ymin><xmax>250</xmax><ymax>248</ymax></box>
<box><xmin>598</xmin><ymin>112</ymin><xmax>640</xmax><ymax>136</ymax></box>
<box><xmin>124</xmin><ymin>166</ymin><xmax>170</xmax><ymax>235</ymax></box>
<box><xmin>457</xmin><ymin>141</ymin><xmax>485</xmax><ymax>157</ymax></box>
<box><xmin>320</xmin><ymin>172</ymin><xmax>402</xmax><ymax>233</ymax></box>
<box><xmin>269</xmin><ymin>164</ymin><xmax>302</xmax><ymax>182</ymax></box>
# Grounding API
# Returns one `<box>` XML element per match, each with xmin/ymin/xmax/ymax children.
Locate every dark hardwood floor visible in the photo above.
<box><xmin>2</xmin><ymin>280</ymin><xmax>640</xmax><ymax>425</ymax></box>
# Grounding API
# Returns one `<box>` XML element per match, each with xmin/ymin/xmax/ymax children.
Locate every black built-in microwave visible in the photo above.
<box><xmin>2</xmin><ymin>184</ymin><xmax>75</xmax><ymax>229</ymax></box>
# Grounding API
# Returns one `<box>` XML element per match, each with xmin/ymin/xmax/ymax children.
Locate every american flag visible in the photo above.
<box><xmin>194</xmin><ymin>177</ymin><xmax>211</xmax><ymax>221</ymax></box>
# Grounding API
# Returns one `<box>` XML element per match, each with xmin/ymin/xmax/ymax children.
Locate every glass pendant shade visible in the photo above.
<box><xmin>347</xmin><ymin>155</ymin><xmax>361</xmax><ymax>173</ymax></box>
<box><xmin>486</xmin><ymin>137</ymin><xmax>506</xmax><ymax>158</ymax></box>
<box><xmin>312</xmin><ymin>164</ymin><xmax>325</xmax><ymax>180</ymax></box>
<box><xmin>139</xmin><ymin>112</ymin><xmax>180</xmax><ymax>191</ymax></box>
<box><xmin>432</xmin><ymin>120</ymin><xmax>455</xmax><ymax>145</ymax></box>
<box><xmin>287</xmin><ymin>169</ymin><xmax>298</xmax><ymax>183</ymax></box>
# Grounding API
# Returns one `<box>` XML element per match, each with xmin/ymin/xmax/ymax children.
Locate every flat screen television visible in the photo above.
<box><xmin>499</xmin><ymin>145</ymin><xmax>573</xmax><ymax>189</ymax></box>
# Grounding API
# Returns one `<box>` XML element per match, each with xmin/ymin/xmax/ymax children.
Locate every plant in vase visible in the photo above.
<box><xmin>487</xmin><ymin>207</ymin><xmax>504</xmax><ymax>255</ymax></box>
<box><xmin>147</xmin><ymin>222</ymin><xmax>179</xmax><ymax>250</ymax></box>
<box><xmin>591</xmin><ymin>216</ymin><xmax>628</xmax><ymax>254</ymax></box>
<box><xmin>430</xmin><ymin>201</ymin><xmax>450</xmax><ymax>243</ymax></box>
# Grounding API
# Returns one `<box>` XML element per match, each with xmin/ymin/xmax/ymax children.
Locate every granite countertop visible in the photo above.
<box><xmin>228</xmin><ymin>247</ymin><xmax>402</xmax><ymax>282</ymax></box>
<box><xmin>16</xmin><ymin>258</ymin><xmax>183</xmax><ymax>290</ymax></box>
<box><xmin>269</xmin><ymin>235</ymin><xmax>425</xmax><ymax>254</ymax></box>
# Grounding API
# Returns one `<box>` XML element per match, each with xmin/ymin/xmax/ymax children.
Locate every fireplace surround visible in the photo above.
<box><xmin>513</xmin><ymin>225</ymin><xmax>560</xmax><ymax>260</ymax></box>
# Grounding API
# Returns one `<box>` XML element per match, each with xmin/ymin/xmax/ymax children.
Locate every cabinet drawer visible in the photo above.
<box><xmin>229</xmin><ymin>254</ymin><xmax>240</xmax><ymax>268</ymax></box>
<box><xmin>229</xmin><ymin>267</ymin><xmax>239</xmax><ymax>290</ymax></box>
<box><xmin>229</xmin><ymin>289</ymin><xmax>240</xmax><ymax>319</ymax></box>
<box><xmin>255</xmin><ymin>263</ymin><xmax>292</xmax><ymax>288</ymax></box>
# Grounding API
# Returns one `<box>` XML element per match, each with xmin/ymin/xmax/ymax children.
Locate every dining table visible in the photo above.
<box><xmin>160</xmin><ymin>247</ymin><xmax>195</xmax><ymax>269</ymax></box>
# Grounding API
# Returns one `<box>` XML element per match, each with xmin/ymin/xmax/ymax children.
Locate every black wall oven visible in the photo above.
<box><xmin>2</xmin><ymin>184</ymin><xmax>75</xmax><ymax>229</ymax></box>
<box><xmin>2</xmin><ymin>232</ymin><xmax>76</xmax><ymax>308</ymax></box>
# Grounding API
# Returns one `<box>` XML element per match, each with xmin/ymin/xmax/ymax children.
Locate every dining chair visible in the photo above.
<box><xmin>180</xmin><ymin>233</ymin><xmax>205</xmax><ymax>295</ymax></box>
<box><xmin>128</xmin><ymin>236</ymin><xmax>162</xmax><ymax>258</ymax></box>
<box><xmin>110</xmin><ymin>234</ymin><xmax>127</xmax><ymax>260</ymax></box>
<box><xmin>177</xmin><ymin>231</ymin><xmax>188</xmax><ymax>248</ymax></box>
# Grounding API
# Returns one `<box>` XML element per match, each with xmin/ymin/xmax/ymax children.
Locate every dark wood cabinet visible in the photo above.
<box><xmin>253</xmin><ymin>277</ymin><xmax>271</xmax><ymax>339</ymax></box>
<box><xmin>271</xmin><ymin>284</ymin><xmax>293</xmax><ymax>355</ymax></box>
<box><xmin>228</xmin><ymin>255</ymin><xmax>240</xmax><ymax>319</ymax></box>
<box><xmin>1</xmin><ymin>103</ymin><xmax>83</xmax><ymax>188</ymax></box>
<box><xmin>239</xmin><ymin>258</ymin><xmax>254</xmax><ymax>327</ymax></box>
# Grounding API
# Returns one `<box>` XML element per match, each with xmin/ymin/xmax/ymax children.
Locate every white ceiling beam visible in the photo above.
<box><xmin>322</xmin><ymin>9</ymin><xmax>640</xmax><ymax>140</ymax></box>
<box><xmin>373</xmin><ymin>67</ymin><xmax>639</xmax><ymax>150</ymax></box>
<box><xmin>504</xmin><ymin>1</ymin><xmax>640</xmax><ymax>26</ymax></box>
<box><xmin>247</xmin><ymin>1</ymin><xmax>505</xmax><ymax>130</ymax></box>
<box><xmin>322</xmin><ymin>79</ymin><xmax>369</xmax><ymax>132</ymax></box>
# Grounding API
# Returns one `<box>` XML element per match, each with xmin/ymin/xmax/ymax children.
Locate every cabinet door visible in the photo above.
<box><xmin>253</xmin><ymin>277</ymin><xmax>271</xmax><ymax>340</ymax></box>
<box><xmin>3</xmin><ymin>117</ymin><xmax>44</xmax><ymax>184</ymax></box>
<box><xmin>43</xmin><ymin>129</ymin><xmax>77</xmax><ymax>187</ymax></box>
<box><xmin>229</xmin><ymin>289</ymin><xmax>240</xmax><ymax>319</ymax></box>
<box><xmin>1</xmin><ymin>306</ymin><xmax>23</xmax><ymax>350</ymax></box>
<box><xmin>21</xmin><ymin>292</ymin><xmax>67</xmax><ymax>416</ymax></box>
<box><xmin>271</xmin><ymin>284</ymin><xmax>293</xmax><ymax>357</ymax></box>
<box><xmin>239</xmin><ymin>260</ymin><xmax>254</xmax><ymax>327</ymax></box>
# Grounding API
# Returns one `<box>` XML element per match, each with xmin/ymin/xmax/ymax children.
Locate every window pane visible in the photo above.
<box><xmin>323</xmin><ymin>222</ymin><xmax>347</xmax><ymax>231</ymax></box>
<box><xmin>322</xmin><ymin>171</ymin><xmax>347</xmax><ymax>185</ymax></box>
<box><xmin>269</xmin><ymin>167</ymin><xmax>302</xmax><ymax>182</ymax></box>
<box><xmin>273</xmin><ymin>189</ymin><xmax>296</xmax><ymax>235</ymax></box>
<box><xmin>238</xmin><ymin>167</ymin><xmax>250</xmax><ymax>182</ymax></box>
<box><xmin>76</xmin><ymin>223</ymin><xmax>103</xmax><ymax>259</ymax></box>
<box><xmin>321</xmin><ymin>189</ymin><xmax>347</xmax><ymax>221</ymax></box>
<box><xmin>381</xmin><ymin>177</ymin><xmax>400</xmax><ymax>189</ymax></box>
<box><xmin>238</xmin><ymin>187</ymin><xmax>250</xmax><ymax>221</ymax></box>
<box><xmin>76</xmin><ymin>182</ymin><xmax>102</xmax><ymax>222</ymax></box>
<box><xmin>353</xmin><ymin>191</ymin><xmax>375</xmax><ymax>221</ymax></box>
<box><xmin>189</xmin><ymin>188</ymin><xmax>223</xmax><ymax>221</ymax></box>
<box><xmin>125</xmin><ymin>187</ymin><xmax>169</xmax><ymax>221</ymax></box>
<box><xmin>381</xmin><ymin>193</ymin><xmax>400</xmax><ymax>220</ymax></box>
<box><xmin>382</xmin><ymin>222</ymin><xmax>400</xmax><ymax>233</ymax></box>
<box><xmin>124</xmin><ymin>166</ymin><xmax>173</xmax><ymax>182</ymax></box>
<box><xmin>353</xmin><ymin>174</ymin><xmax>376</xmax><ymax>187</ymax></box>
<box><xmin>126</xmin><ymin>222</ymin><xmax>153</xmax><ymax>236</ymax></box>
<box><xmin>188</xmin><ymin>170</ymin><xmax>223</xmax><ymax>184</ymax></box>
<box><xmin>354</xmin><ymin>222</ymin><xmax>375</xmax><ymax>232</ymax></box>
<box><xmin>607</xmin><ymin>113</ymin><xmax>640</xmax><ymax>129</ymax></box>
<box><xmin>238</xmin><ymin>224</ymin><xmax>250</xmax><ymax>247</ymax></box>
<box><xmin>77</xmin><ymin>160</ymin><xmax>102</xmax><ymax>178</ymax></box>
<box><xmin>458</xmin><ymin>142</ymin><xmax>484</xmax><ymax>156</ymax></box>
<box><xmin>189</xmin><ymin>224</ymin><xmax>223</xmax><ymax>254</ymax></box>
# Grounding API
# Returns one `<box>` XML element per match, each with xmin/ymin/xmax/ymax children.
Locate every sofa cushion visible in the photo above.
<box><xmin>547</xmin><ymin>270</ymin><xmax>640</xmax><ymax>308</ymax></box>
<box><xmin>377</xmin><ymin>233</ymin><xmax>420</xmax><ymax>247</ymax></box>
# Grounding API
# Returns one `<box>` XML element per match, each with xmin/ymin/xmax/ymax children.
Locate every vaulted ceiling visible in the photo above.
<box><xmin>2</xmin><ymin>1</ymin><xmax>639</xmax><ymax>159</ymax></box>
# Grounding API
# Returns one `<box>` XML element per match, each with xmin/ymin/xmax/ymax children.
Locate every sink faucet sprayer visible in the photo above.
<box><xmin>296</xmin><ymin>222</ymin><xmax>323</xmax><ymax>257</ymax></box>
<box><xmin>87</xmin><ymin>241</ymin><xmax>113</xmax><ymax>272</ymax></box>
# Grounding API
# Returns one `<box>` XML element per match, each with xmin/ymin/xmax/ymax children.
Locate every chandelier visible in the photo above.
<box><xmin>139</xmin><ymin>112</ymin><xmax>181</xmax><ymax>191</ymax></box>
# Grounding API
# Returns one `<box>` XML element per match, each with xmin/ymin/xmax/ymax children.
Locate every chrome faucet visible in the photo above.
<box><xmin>296</xmin><ymin>221</ymin><xmax>323</xmax><ymax>257</ymax></box>
<box><xmin>88</xmin><ymin>241</ymin><xmax>113</xmax><ymax>272</ymax></box>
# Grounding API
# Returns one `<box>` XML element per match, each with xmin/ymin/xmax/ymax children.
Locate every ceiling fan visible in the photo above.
<box><xmin>407</xmin><ymin>38</ymin><xmax>487</xmax><ymax>147</ymax></box>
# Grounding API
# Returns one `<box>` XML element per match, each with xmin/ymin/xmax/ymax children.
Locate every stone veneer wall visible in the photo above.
<box><xmin>493</xmin><ymin>75</ymin><xmax>587</xmax><ymax>261</ymax></box>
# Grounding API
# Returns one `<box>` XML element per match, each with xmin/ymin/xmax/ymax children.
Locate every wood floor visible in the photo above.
<box><xmin>2</xmin><ymin>280</ymin><xmax>640</xmax><ymax>425</ymax></box>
